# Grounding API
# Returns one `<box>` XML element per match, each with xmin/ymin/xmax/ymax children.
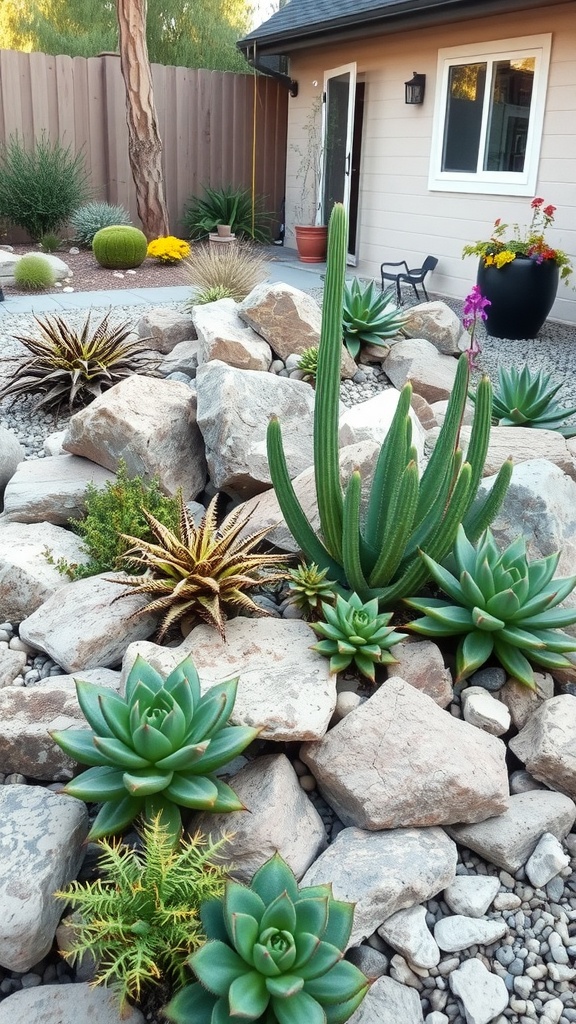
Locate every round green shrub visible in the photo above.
<box><xmin>92</xmin><ymin>225</ymin><xmax>148</xmax><ymax>269</ymax></box>
<box><xmin>71</xmin><ymin>202</ymin><xmax>132</xmax><ymax>247</ymax></box>
<box><xmin>13</xmin><ymin>254</ymin><xmax>57</xmax><ymax>290</ymax></box>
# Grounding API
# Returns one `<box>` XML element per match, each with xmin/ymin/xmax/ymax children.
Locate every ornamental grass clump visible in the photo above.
<box><xmin>267</xmin><ymin>203</ymin><xmax>512</xmax><ymax>608</ymax></box>
<box><xmin>51</xmin><ymin>654</ymin><xmax>259</xmax><ymax>841</ymax></box>
<box><xmin>70</xmin><ymin>201</ymin><xmax>132</xmax><ymax>247</ymax></box>
<box><xmin>55</xmin><ymin>815</ymin><xmax>230</xmax><ymax>1013</ymax></box>
<box><xmin>165</xmin><ymin>852</ymin><xmax>370</xmax><ymax>1024</ymax></box>
<box><xmin>182</xmin><ymin>241</ymin><xmax>269</xmax><ymax>305</ymax></box>
<box><xmin>12</xmin><ymin>253</ymin><xmax>57</xmax><ymax>291</ymax></box>
<box><xmin>115</xmin><ymin>492</ymin><xmax>292</xmax><ymax>640</ymax></box>
<box><xmin>342</xmin><ymin>278</ymin><xmax>408</xmax><ymax>359</ymax></box>
<box><xmin>481</xmin><ymin>364</ymin><xmax>576</xmax><ymax>437</ymax></box>
<box><xmin>311</xmin><ymin>592</ymin><xmax>406</xmax><ymax>682</ymax></box>
<box><xmin>0</xmin><ymin>311</ymin><xmax>158</xmax><ymax>416</ymax></box>
<box><xmin>405</xmin><ymin>524</ymin><xmax>576</xmax><ymax>689</ymax></box>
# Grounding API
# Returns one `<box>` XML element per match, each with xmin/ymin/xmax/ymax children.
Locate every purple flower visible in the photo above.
<box><xmin>462</xmin><ymin>286</ymin><xmax>490</xmax><ymax>370</ymax></box>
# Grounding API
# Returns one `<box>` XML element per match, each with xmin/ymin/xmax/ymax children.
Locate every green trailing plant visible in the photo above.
<box><xmin>55</xmin><ymin>815</ymin><xmax>230</xmax><ymax>1012</ymax></box>
<box><xmin>12</xmin><ymin>253</ymin><xmax>57</xmax><ymax>290</ymax></box>
<box><xmin>60</xmin><ymin>460</ymin><xmax>181</xmax><ymax>579</ymax></box>
<box><xmin>287</xmin><ymin>561</ymin><xmax>337</xmax><ymax>616</ymax></box>
<box><xmin>165</xmin><ymin>852</ymin><xmax>370</xmax><ymax>1024</ymax></box>
<box><xmin>50</xmin><ymin>654</ymin><xmax>259</xmax><ymax>841</ymax></box>
<box><xmin>297</xmin><ymin>346</ymin><xmax>319</xmax><ymax>383</ymax></box>
<box><xmin>194</xmin><ymin>284</ymin><xmax>236</xmax><ymax>304</ymax></box>
<box><xmin>183</xmin><ymin>241</ymin><xmax>269</xmax><ymax>305</ymax></box>
<box><xmin>70</xmin><ymin>201</ymin><xmax>132</xmax><ymax>247</ymax></box>
<box><xmin>115</xmin><ymin>493</ymin><xmax>292</xmax><ymax>640</ymax></box>
<box><xmin>92</xmin><ymin>225</ymin><xmax>148</xmax><ymax>269</ymax></box>
<box><xmin>405</xmin><ymin>524</ymin><xmax>576</xmax><ymax>689</ymax></box>
<box><xmin>182</xmin><ymin>184</ymin><xmax>273</xmax><ymax>242</ymax></box>
<box><xmin>477</xmin><ymin>364</ymin><xmax>576</xmax><ymax>438</ymax></box>
<box><xmin>267</xmin><ymin>203</ymin><xmax>513</xmax><ymax>607</ymax></box>
<box><xmin>311</xmin><ymin>592</ymin><xmax>406</xmax><ymax>681</ymax></box>
<box><xmin>39</xmin><ymin>232</ymin><xmax>61</xmax><ymax>253</ymax></box>
<box><xmin>342</xmin><ymin>279</ymin><xmax>408</xmax><ymax>359</ymax></box>
<box><xmin>0</xmin><ymin>311</ymin><xmax>158</xmax><ymax>416</ymax></box>
<box><xmin>0</xmin><ymin>134</ymin><xmax>90</xmax><ymax>240</ymax></box>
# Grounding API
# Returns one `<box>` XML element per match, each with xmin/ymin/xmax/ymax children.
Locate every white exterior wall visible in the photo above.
<box><xmin>284</xmin><ymin>3</ymin><xmax>576</xmax><ymax>323</ymax></box>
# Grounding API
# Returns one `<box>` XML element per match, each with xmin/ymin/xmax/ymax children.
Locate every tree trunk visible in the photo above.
<box><xmin>116</xmin><ymin>0</ymin><xmax>169</xmax><ymax>239</ymax></box>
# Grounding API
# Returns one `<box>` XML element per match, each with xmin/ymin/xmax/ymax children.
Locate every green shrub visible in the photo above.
<box><xmin>55</xmin><ymin>815</ymin><xmax>229</xmax><ymax>1014</ymax></box>
<box><xmin>65</xmin><ymin>460</ymin><xmax>181</xmax><ymax>578</ymax></box>
<box><xmin>182</xmin><ymin>184</ymin><xmax>273</xmax><ymax>242</ymax></box>
<box><xmin>39</xmin><ymin>232</ymin><xmax>61</xmax><ymax>253</ymax></box>
<box><xmin>50</xmin><ymin>653</ymin><xmax>260</xmax><ymax>841</ymax></box>
<box><xmin>13</xmin><ymin>253</ymin><xmax>57</xmax><ymax>290</ymax></box>
<box><xmin>92</xmin><ymin>224</ymin><xmax>148</xmax><ymax>269</ymax></box>
<box><xmin>71</xmin><ymin>201</ymin><xmax>132</xmax><ymax>247</ymax></box>
<box><xmin>0</xmin><ymin>134</ymin><xmax>90</xmax><ymax>240</ymax></box>
<box><xmin>267</xmin><ymin>204</ymin><xmax>513</xmax><ymax>607</ymax></box>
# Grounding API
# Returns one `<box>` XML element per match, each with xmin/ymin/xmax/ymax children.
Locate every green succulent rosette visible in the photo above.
<box><xmin>310</xmin><ymin>591</ymin><xmax>406</xmax><ymax>681</ymax></box>
<box><xmin>51</xmin><ymin>654</ymin><xmax>259</xmax><ymax>840</ymax></box>
<box><xmin>406</xmin><ymin>525</ymin><xmax>576</xmax><ymax>688</ymax></box>
<box><xmin>489</xmin><ymin>364</ymin><xmax>576</xmax><ymax>437</ymax></box>
<box><xmin>165</xmin><ymin>853</ymin><xmax>370</xmax><ymax>1024</ymax></box>
<box><xmin>342</xmin><ymin>278</ymin><xmax>407</xmax><ymax>359</ymax></box>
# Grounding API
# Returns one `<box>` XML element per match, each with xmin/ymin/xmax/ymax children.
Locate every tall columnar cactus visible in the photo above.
<box><xmin>267</xmin><ymin>203</ymin><xmax>512</xmax><ymax>606</ymax></box>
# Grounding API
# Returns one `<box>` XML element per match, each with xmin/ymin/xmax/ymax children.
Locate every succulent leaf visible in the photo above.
<box><xmin>311</xmin><ymin>591</ymin><xmax>405</xmax><ymax>680</ymax></box>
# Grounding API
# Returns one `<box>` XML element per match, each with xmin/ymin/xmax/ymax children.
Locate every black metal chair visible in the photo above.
<box><xmin>380</xmin><ymin>255</ymin><xmax>438</xmax><ymax>305</ymax></box>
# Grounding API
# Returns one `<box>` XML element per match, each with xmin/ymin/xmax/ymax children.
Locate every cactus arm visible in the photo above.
<box><xmin>341</xmin><ymin>471</ymin><xmax>371</xmax><ymax>598</ymax></box>
<box><xmin>266</xmin><ymin>417</ymin><xmax>346</xmax><ymax>581</ymax></box>
<box><xmin>364</xmin><ymin>384</ymin><xmax>412</xmax><ymax>551</ymax></box>
<box><xmin>462</xmin><ymin>458</ymin><xmax>513</xmax><ymax>542</ymax></box>
<box><xmin>462</xmin><ymin>374</ymin><xmax>493</xmax><ymax>498</ymax></box>
<box><xmin>313</xmin><ymin>204</ymin><xmax>348</xmax><ymax>562</ymax></box>
<box><xmin>368</xmin><ymin>461</ymin><xmax>420</xmax><ymax>587</ymax></box>
<box><xmin>415</xmin><ymin>355</ymin><xmax>469</xmax><ymax>519</ymax></box>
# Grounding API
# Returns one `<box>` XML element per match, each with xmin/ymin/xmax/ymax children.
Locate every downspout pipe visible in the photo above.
<box><xmin>241</xmin><ymin>41</ymin><xmax>298</xmax><ymax>97</ymax></box>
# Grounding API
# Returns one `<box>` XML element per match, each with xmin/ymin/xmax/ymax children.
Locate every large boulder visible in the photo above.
<box><xmin>1</xmin><ymin>454</ymin><xmax>115</xmax><ymax>524</ymax></box>
<box><xmin>300</xmin><ymin>677</ymin><xmax>509</xmax><ymax>829</ymax></box>
<box><xmin>136</xmin><ymin>306</ymin><xmax>196</xmax><ymax>353</ymax></box>
<box><xmin>0</xmin><ymin>426</ymin><xmax>24</xmax><ymax>498</ymax></box>
<box><xmin>192</xmin><ymin>298</ymin><xmax>273</xmax><ymax>370</ymax></box>
<box><xmin>62</xmin><ymin>375</ymin><xmax>206</xmax><ymax>499</ymax></box>
<box><xmin>238</xmin><ymin>282</ymin><xmax>322</xmax><ymax>360</ymax></box>
<box><xmin>338</xmin><ymin>389</ymin><xmax>426</xmax><ymax>467</ymax></box>
<box><xmin>383</xmin><ymin>339</ymin><xmax>458</xmax><ymax>402</ymax></box>
<box><xmin>508</xmin><ymin>695</ymin><xmax>576</xmax><ymax>800</ymax></box>
<box><xmin>195</xmin><ymin>359</ymin><xmax>315</xmax><ymax>499</ymax></box>
<box><xmin>452</xmin><ymin>425</ymin><xmax>576</xmax><ymax>481</ymax></box>
<box><xmin>0</xmin><ymin>521</ymin><xmax>86</xmax><ymax>622</ymax></box>
<box><xmin>0</xmin><ymin>985</ymin><xmax>144</xmax><ymax>1024</ymax></box>
<box><xmin>401</xmin><ymin>301</ymin><xmax>465</xmax><ymax>356</ymax></box>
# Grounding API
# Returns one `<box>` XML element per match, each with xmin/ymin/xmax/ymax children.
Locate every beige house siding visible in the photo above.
<box><xmin>284</xmin><ymin>2</ymin><xmax>576</xmax><ymax>323</ymax></box>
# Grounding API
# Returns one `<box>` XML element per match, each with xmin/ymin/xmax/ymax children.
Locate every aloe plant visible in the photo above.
<box><xmin>311</xmin><ymin>592</ymin><xmax>406</xmax><ymax>681</ymax></box>
<box><xmin>342</xmin><ymin>278</ymin><xmax>408</xmax><ymax>359</ymax></box>
<box><xmin>485</xmin><ymin>364</ymin><xmax>576</xmax><ymax>437</ymax></box>
<box><xmin>51</xmin><ymin>654</ymin><xmax>259</xmax><ymax>841</ymax></box>
<box><xmin>267</xmin><ymin>203</ymin><xmax>513</xmax><ymax>607</ymax></box>
<box><xmin>287</xmin><ymin>561</ymin><xmax>337</xmax><ymax>616</ymax></box>
<box><xmin>165</xmin><ymin>853</ymin><xmax>370</xmax><ymax>1024</ymax></box>
<box><xmin>405</xmin><ymin>525</ymin><xmax>576</xmax><ymax>688</ymax></box>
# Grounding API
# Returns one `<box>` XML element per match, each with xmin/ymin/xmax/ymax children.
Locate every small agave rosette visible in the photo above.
<box><xmin>165</xmin><ymin>853</ymin><xmax>370</xmax><ymax>1024</ymax></box>
<box><xmin>310</xmin><ymin>591</ymin><xmax>406</xmax><ymax>681</ymax></box>
<box><xmin>50</xmin><ymin>654</ymin><xmax>259</xmax><ymax>840</ymax></box>
<box><xmin>406</xmin><ymin>525</ymin><xmax>576</xmax><ymax>688</ymax></box>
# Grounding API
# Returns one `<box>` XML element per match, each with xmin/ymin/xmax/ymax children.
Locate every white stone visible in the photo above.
<box><xmin>0</xmin><ymin>521</ymin><xmax>86</xmax><ymax>622</ymax></box>
<box><xmin>388</xmin><ymin>639</ymin><xmax>453</xmax><ymax>707</ymax></box>
<box><xmin>0</xmin><ymin>983</ymin><xmax>144</xmax><ymax>1023</ymax></box>
<box><xmin>402</xmin><ymin>301</ymin><xmax>463</xmax><ymax>356</ymax></box>
<box><xmin>509</xmin><ymin>695</ymin><xmax>576</xmax><ymax>800</ymax></box>
<box><xmin>338</xmin><ymin>389</ymin><xmax>426</xmax><ymax>468</ymax></box>
<box><xmin>0</xmin><ymin>250</ymin><xmax>71</xmax><ymax>284</ymax></box>
<box><xmin>0</xmin><ymin>785</ymin><xmax>87</xmax><ymax>971</ymax></box>
<box><xmin>525</xmin><ymin>831</ymin><xmax>571</xmax><ymax>887</ymax></box>
<box><xmin>301</xmin><ymin>826</ymin><xmax>457</xmax><ymax>948</ymax></box>
<box><xmin>348</xmin><ymin>975</ymin><xmax>424</xmax><ymax>1024</ymax></box>
<box><xmin>192</xmin><ymin>297</ymin><xmax>273</xmax><ymax>370</ymax></box>
<box><xmin>449</xmin><ymin>957</ymin><xmax>509</xmax><ymax>1024</ymax></box>
<box><xmin>0</xmin><ymin>426</ymin><xmax>24</xmax><ymax>494</ymax></box>
<box><xmin>158</xmin><ymin>337</ymin><xmax>201</xmax><ymax>377</ymax></box>
<box><xmin>457</xmin><ymin>425</ymin><xmax>576</xmax><ymax>482</ymax></box>
<box><xmin>461</xmin><ymin>687</ymin><xmax>511</xmax><ymax>736</ymax></box>
<box><xmin>137</xmin><ymin>307</ymin><xmax>196</xmax><ymax>353</ymax></box>
<box><xmin>443</xmin><ymin>875</ymin><xmax>500</xmax><ymax>917</ymax></box>
<box><xmin>434</xmin><ymin>915</ymin><xmax>507</xmax><ymax>952</ymax></box>
<box><xmin>383</xmin><ymin>338</ymin><xmax>458</xmax><ymax>402</ymax></box>
<box><xmin>378</xmin><ymin>904</ymin><xmax>440</xmax><ymax>969</ymax></box>
<box><xmin>1</xmin><ymin>454</ymin><xmax>115</xmax><ymax>524</ymax></box>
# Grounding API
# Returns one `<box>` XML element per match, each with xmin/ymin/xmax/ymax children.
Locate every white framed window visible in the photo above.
<box><xmin>428</xmin><ymin>34</ymin><xmax>551</xmax><ymax>196</ymax></box>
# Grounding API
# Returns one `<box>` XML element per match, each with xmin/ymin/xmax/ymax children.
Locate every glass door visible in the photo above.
<box><xmin>321</xmin><ymin>62</ymin><xmax>357</xmax><ymax>256</ymax></box>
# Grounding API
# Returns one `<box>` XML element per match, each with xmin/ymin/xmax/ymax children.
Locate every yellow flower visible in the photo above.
<box><xmin>147</xmin><ymin>236</ymin><xmax>191</xmax><ymax>263</ymax></box>
<box><xmin>484</xmin><ymin>255</ymin><xmax>495</xmax><ymax>266</ymax></box>
<box><xmin>494</xmin><ymin>250</ymin><xmax>516</xmax><ymax>268</ymax></box>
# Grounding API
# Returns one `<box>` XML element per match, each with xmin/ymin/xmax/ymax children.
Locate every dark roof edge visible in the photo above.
<box><xmin>238</xmin><ymin>0</ymin><xmax>566</xmax><ymax>54</ymax></box>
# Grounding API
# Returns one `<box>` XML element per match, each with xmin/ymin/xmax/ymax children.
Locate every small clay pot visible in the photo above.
<box><xmin>216</xmin><ymin>224</ymin><xmax>232</xmax><ymax>238</ymax></box>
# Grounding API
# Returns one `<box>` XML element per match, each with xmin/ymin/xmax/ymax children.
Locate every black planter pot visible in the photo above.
<box><xmin>476</xmin><ymin>257</ymin><xmax>559</xmax><ymax>340</ymax></box>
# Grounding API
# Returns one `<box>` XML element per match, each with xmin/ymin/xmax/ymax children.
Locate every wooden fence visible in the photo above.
<box><xmin>0</xmin><ymin>49</ymin><xmax>288</xmax><ymax>238</ymax></box>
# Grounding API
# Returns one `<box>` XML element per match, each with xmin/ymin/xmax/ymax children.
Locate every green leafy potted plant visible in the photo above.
<box><xmin>291</xmin><ymin>96</ymin><xmax>327</xmax><ymax>263</ymax></box>
<box><xmin>462</xmin><ymin>198</ymin><xmax>573</xmax><ymax>339</ymax></box>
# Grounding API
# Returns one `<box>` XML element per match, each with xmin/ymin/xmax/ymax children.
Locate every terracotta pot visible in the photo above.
<box><xmin>294</xmin><ymin>225</ymin><xmax>328</xmax><ymax>264</ymax></box>
<box><xmin>477</xmin><ymin>257</ymin><xmax>559</xmax><ymax>340</ymax></box>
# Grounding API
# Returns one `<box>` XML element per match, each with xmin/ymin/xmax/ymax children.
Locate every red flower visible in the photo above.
<box><xmin>543</xmin><ymin>204</ymin><xmax>556</xmax><ymax>217</ymax></box>
<box><xmin>531</xmin><ymin>197</ymin><xmax>544</xmax><ymax>208</ymax></box>
<box><xmin>494</xmin><ymin>218</ymin><xmax>501</xmax><ymax>226</ymax></box>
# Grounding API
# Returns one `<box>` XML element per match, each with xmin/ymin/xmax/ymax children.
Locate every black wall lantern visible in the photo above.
<box><xmin>405</xmin><ymin>72</ymin><xmax>426</xmax><ymax>105</ymax></box>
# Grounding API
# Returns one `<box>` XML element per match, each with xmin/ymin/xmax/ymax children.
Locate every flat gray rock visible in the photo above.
<box><xmin>509</xmin><ymin>694</ymin><xmax>576</xmax><ymax>800</ymax></box>
<box><xmin>445</xmin><ymin>790</ymin><xmax>576</xmax><ymax>871</ymax></box>
<box><xmin>0</xmin><ymin>982</ymin><xmax>144</xmax><ymax>1023</ymax></box>
<box><xmin>0</xmin><ymin>521</ymin><xmax>86</xmax><ymax>622</ymax></box>
<box><xmin>443</xmin><ymin>874</ymin><xmax>500</xmax><ymax>918</ymax></box>
<box><xmin>449</xmin><ymin>957</ymin><xmax>508</xmax><ymax>1024</ymax></box>
<box><xmin>2</xmin><ymin>453</ymin><xmax>115</xmax><ymax>524</ymax></box>
<box><xmin>301</xmin><ymin>826</ymin><xmax>457</xmax><ymax>948</ymax></box>
<box><xmin>525</xmin><ymin>832</ymin><xmax>570</xmax><ymax>888</ymax></box>
<box><xmin>434</xmin><ymin>914</ymin><xmax>507</xmax><ymax>952</ymax></box>
<box><xmin>378</xmin><ymin>904</ymin><xmax>440</xmax><ymax>968</ymax></box>
<box><xmin>347</xmin><ymin>975</ymin><xmax>424</xmax><ymax>1024</ymax></box>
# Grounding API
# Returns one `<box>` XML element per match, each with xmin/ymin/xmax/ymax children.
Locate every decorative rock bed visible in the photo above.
<box><xmin>0</xmin><ymin>285</ymin><xmax>575</xmax><ymax>1024</ymax></box>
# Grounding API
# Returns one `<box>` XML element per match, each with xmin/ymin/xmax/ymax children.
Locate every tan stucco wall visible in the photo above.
<box><xmin>285</xmin><ymin>3</ymin><xmax>576</xmax><ymax>324</ymax></box>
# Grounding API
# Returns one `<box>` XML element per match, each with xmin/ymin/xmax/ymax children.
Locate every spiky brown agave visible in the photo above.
<box><xmin>116</xmin><ymin>493</ymin><xmax>292</xmax><ymax>639</ymax></box>
<box><xmin>0</xmin><ymin>311</ymin><xmax>159</xmax><ymax>415</ymax></box>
